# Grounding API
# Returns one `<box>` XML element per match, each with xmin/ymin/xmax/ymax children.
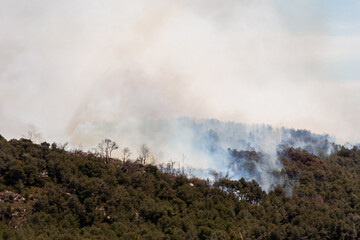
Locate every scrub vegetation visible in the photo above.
<box><xmin>0</xmin><ymin>135</ymin><xmax>359</xmax><ymax>239</ymax></box>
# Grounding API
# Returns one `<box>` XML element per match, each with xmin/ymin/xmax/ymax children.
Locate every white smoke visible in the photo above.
<box><xmin>70</xmin><ymin>117</ymin><xmax>334</xmax><ymax>191</ymax></box>
<box><xmin>1</xmin><ymin>0</ymin><xmax>360</xmax><ymax>144</ymax></box>
<box><xmin>0</xmin><ymin>1</ymin><xmax>359</xmax><ymax>190</ymax></box>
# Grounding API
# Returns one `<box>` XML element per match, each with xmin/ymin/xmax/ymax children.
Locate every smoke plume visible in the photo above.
<box><xmin>0</xmin><ymin>1</ymin><xmax>359</xmax><ymax>190</ymax></box>
<box><xmin>71</xmin><ymin>117</ymin><xmax>334</xmax><ymax>191</ymax></box>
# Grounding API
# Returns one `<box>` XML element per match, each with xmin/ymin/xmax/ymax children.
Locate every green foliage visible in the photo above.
<box><xmin>0</xmin><ymin>136</ymin><xmax>360</xmax><ymax>239</ymax></box>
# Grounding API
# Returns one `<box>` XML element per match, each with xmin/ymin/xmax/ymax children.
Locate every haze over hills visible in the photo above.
<box><xmin>4</xmin><ymin>114</ymin><xmax>357</xmax><ymax>193</ymax></box>
<box><xmin>69</xmin><ymin>117</ymin><xmax>340</xmax><ymax>192</ymax></box>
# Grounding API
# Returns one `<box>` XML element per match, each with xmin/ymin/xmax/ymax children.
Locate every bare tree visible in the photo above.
<box><xmin>22</xmin><ymin>125</ymin><xmax>42</xmax><ymax>143</ymax></box>
<box><xmin>71</xmin><ymin>144</ymin><xmax>83</xmax><ymax>155</ymax></box>
<box><xmin>158</xmin><ymin>163</ymin><xmax>165</xmax><ymax>172</ymax></box>
<box><xmin>97</xmin><ymin>138</ymin><xmax>118</xmax><ymax>163</ymax></box>
<box><xmin>97</xmin><ymin>140</ymin><xmax>106</xmax><ymax>157</ymax></box>
<box><xmin>105</xmin><ymin>139</ymin><xmax>118</xmax><ymax>158</ymax></box>
<box><xmin>58</xmin><ymin>142</ymin><xmax>69</xmax><ymax>150</ymax></box>
<box><xmin>121</xmin><ymin>147</ymin><xmax>131</xmax><ymax>163</ymax></box>
<box><xmin>23</xmin><ymin>130</ymin><xmax>34</xmax><ymax>141</ymax></box>
<box><xmin>138</xmin><ymin>144</ymin><xmax>150</xmax><ymax>165</ymax></box>
<box><xmin>166</xmin><ymin>160</ymin><xmax>176</xmax><ymax>174</ymax></box>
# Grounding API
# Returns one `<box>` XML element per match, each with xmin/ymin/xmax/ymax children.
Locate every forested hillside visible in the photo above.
<box><xmin>0</xmin><ymin>135</ymin><xmax>360</xmax><ymax>239</ymax></box>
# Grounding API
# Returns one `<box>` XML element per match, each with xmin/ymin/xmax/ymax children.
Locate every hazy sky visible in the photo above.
<box><xmin>1</xmin><ymin>0</ymin><xmax>359</xmax><ymax>145</ymax></box>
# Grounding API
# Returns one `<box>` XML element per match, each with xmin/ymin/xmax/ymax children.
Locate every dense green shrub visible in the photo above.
<box><xmin>0</xmin><ymin>136</ymin><xmax>360</xmax><ymax>239</ymax></box>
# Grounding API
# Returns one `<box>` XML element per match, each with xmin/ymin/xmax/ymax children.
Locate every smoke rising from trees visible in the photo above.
<box><xmin>0</xmin><ymin>0</ymin><xmax>359</xmax><ymax>189</ymax></box>
<box><xmin>70</xmin><ymin>117</ymin><xmax>335</xmax><ymax>191</ymax></box>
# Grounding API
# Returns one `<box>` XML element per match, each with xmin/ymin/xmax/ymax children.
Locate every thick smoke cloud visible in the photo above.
<box><xmin>1</xmin><ymin>0</ymin><xmax>359</xmax><ymax>143</ymax></box>
<box><xmin>0</xmin><ymin>1</ymin><xmax>359</xmax><ymax>189</ymax></box>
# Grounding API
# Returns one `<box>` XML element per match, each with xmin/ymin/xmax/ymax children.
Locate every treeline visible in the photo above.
<box><xmin>0</xmin><ymin>135</ymin><xmax>360</xmax><ymax>239</ymax></box>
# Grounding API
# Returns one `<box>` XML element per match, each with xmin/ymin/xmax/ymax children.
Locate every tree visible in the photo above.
<box><xmin>139</xmin><ymin>144</ymin><xmax>150</xmax><ymax>165</ymax></box>
<box><xmin>71</xmin><ymin>144</ymin><xmax>84</xmax><ymax>155</ymax></box>
<box><xmin>57</xmin><ymin>142</ymin><xmax>69</xmax><ymax>151</ymax></box>
<box><xmin>22</xmin><ymin>125</ymin><xmax>42</xmax><ymax>143</ymax></box>
<box><xmin>121</xmin><ymin>147</ymin><xmax>131</xmax><ymax>163</ymax></box>
<box><xmin>105</xmin><ymin>139</ymin><xmax>118</xmax><ymax>158</ymax></box>
<box><xmin>97</xmin><ymin>141</ymin><xmax>105</xmax><ymax>158</ymax></box>
<box><xmin>97</xmin><ymin>139</ymin><xmax>118</xmax><ymax>163</ymax></box>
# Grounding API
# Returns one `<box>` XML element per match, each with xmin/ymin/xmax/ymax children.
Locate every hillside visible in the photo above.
<box><xmin>0</xmin><ymin>135</ymin><xmax>360</xmax><ymax>239</ymax></box>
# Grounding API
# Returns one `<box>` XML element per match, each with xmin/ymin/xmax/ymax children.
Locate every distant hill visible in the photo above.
<box><xmin>0</xmin><ymin>135</ymin><xmax>360</xmax><ymax>239</ymax></box>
